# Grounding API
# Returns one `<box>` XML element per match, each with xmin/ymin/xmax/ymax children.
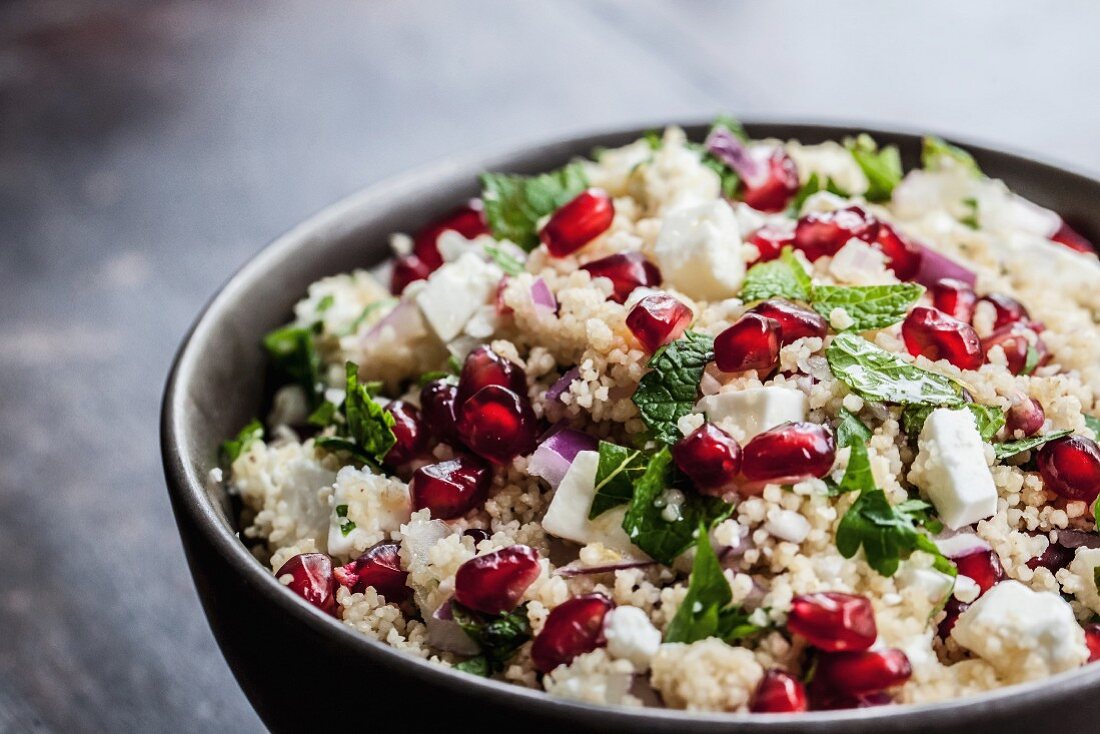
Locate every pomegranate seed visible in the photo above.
<box><xmin>750</xmin><ymin>670</ymin><xmax>808</xmax><ymax>713</ymax></box>
<box><xmin>383</xmin><ymin>400</ymin><xmax>428</xmax><ymax>468</ymax></box>
<box><xmin>1051</xmin><ymin>221</ymin><xmax>1095</xmax><ymax>255</ymax></box>
<box><xmin>410</xmin><ymin>456</ymin><xmax>491</xmax><ymax>519</ymax></box>
<box><xmin>390</xmin><ymin>254</ymin><xmax>433</xmax><ymax>295</ymax></box>
<box><xmin>419</xmin><ymin>378</ymin><xmax>463</xmax><ymax>447</ymax></box>
<box><xmin>741</xmin><ymin>148</ymin><xmax>800</xmax><ymax>213</ymax></box>
<box><xmin>901</xmin><ymin>306</ymin><xmax>983</xmax><ymax>370</ymax></box>
<box><xmin>952</xmin><ymin>549</ymin><xmax>1004</xmax><ymax>595</ymax></box>
<box><xmin>453</xmin><ymin>545</ymin><xmax>541</xmax><ymax>615</ymax></box>
<box><xmin>741</xmin><ymin>422</ymin><xmax>836</xmax><ymax>483</ymax></box>
<box><xmin>1037</xmin><ymin>434</ymin><xmax>1100</xmax><ymax>503</ymax></box>
<box><xmin>1006</xmin><ymin>397</ymin><xmax>1045</xmax><ymax>437</ymax></box>
<box><xmin>937</xmin><ymin>596</ymin><xmax>969</xmax><ymax>639</ymax></box>
<box><xmin>982</xmin><ymin>324</ymin><xmax>1046</xmax><ymax>375</ymax></box>
<box><xmin>275</xmin><ymin>553</ymin><xmax>338</xmax><ymax>616</ymax></box>
<box><xmin>1026</xmin><ymin>536</ymin><xmax>1074</xmax><ymax>573</ymax></box>
<box><xmin>871</xmin><ymin>223</ymin><xmax>922</xmax><ymax>281</ymax></box>
<box><xmin>455</xmin><ymin>346</ymin><xmax>528</xmax><ymax>408</ymax></box>
<box><xmin>456</xmin><ymin>385</ymin><xmax>539</xmax><ymax>465</ymax></box>
<box><xmin>464</xmin><ymin>528</ymin><xmax>492</xmax><ymax>545</ymax></box>
<box><xmin>748</xmin><ymin>226</ymin><xmax>795</xmax><ymax>263</ymax></box>
<box><xmin>809</xmin><ymin>686</ymin><xmax>892</xmax><ymax>711</ymax></box>
<box><xmin>748</xmin><ymin>299</ymin><xmax>828</xmax><ymax>346</ymax></box>
<box><xmin>815</xmin><ymin>649</ymin><xmax>912</xmax><ymax>696</ymax></box>
<box><xmin>413</xmin><ymin>201</ymin><xmax>489</xmax><ymax>269</ymax></box>
<box><xmin>626</xmin><ymin>294</ymin><xmax>693</xmax><ymax>353</ymax></box>
<box><xmin>333</xmin><ymin>541</ymin><xmax>410</xmax><ymax>602</ymax></box>
<box><xmin>787</xmin><ymin>592</ymin><xmax>876</xmax><ymax>652</ymax></box>
<box><xmin>1085</xmin><ymin>623</ymin><xmax>1100</xmax><ymax>663</ymax></box>
<box><xmin>978</xmin><ymin>293</ymin><xmax>1029</xmax><ymax>330</ymax></box>
<box><xmin>793</xmin><ymin>206</ymin><xmax>877</xmax><ymax>262</ymax></box>
<box><xmin>539</xmin><ymin>189</ymin><xmax>615</xmax><ymax>257</ymax></box>
<box><xmin>581</xmin><ymin>252</ymin><xmax>661</xmax><ymax>304</ymax></box>
<box><xmin>931</xmin><ymin>278</ymin><xmax>978</xmax><ymax>322</ymax></box>
<box><xmin>531</xmin><ymin>593</ymin><xmax>614</xmax><ymax>673</ymax></box>
<box><xmin>672</xmin><ymin>423</ymin><xmax>742</xmax><ymax>495</ymax></box>
<box><xmin>714</xmin><ymin>313</ymin><xmax>781</xmax><ymax>373</ymax></box>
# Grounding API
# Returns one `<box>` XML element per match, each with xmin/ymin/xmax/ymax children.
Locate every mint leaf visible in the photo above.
<box><xmin>451</xmin><ymin>602</ymin><xmax>532</xmax><ymax>674</ymax></box>
<box><xmin>835</xmin><ymin>408</ymin><xmax>872</xmax><ymax>449</ymax></box>
<box><xmin>315</xmin><ymin>294</ymin><xmax>335</xmax><ymax>313</ymax></box>
<box><xmin>994</xmin><ymin>429</ymin><xmax>1072</xmax><ymax>460</ymax></box>
<box><xmin>621</xmin><ymin>447</ymin><xmax>732</xmax><ymax>564</ymax></box>
<box><xmin>480</xmin><ymin>163</ymin><xmax>588</xmax><ymax>250</ymax></box>
<box><xmin>902</xmin><ymin>403</ymin><xmax>1004</xmax><ymax>442</ymax></box>
<box><xmin>483</xmin><ymin>243</ymin><xmax>526</xmax><ymax>276</ymax></box>
<box><xmin>1021</xmin><ymin>344</ymin><xmax>1041</xmax><ymax>376</ymax></box>
<box><xmin>263</xmin><ymin>324</ymin><xmax>323</xmax><ymax>406</ymax></box>
<box><xmin>826</xmin><ymin>333</ymin><xmax>964</xmax><ymax>406</ymax></box>
<box><xmin>845</xmin><ymin>134</ymin><xmax>903</xmax><ymax>202</ymax></box>
<box><xmin>454</xmin><ymin>656</ymin><xmax>490</xmax><ymax>677</ymax></box>
<box><xmin>921</xmin><ymin>136</ymin><xmax>982</xmax><ymax>178</ymax></box>
<box><xmin>633</xmin><ymin>331</ymin><xmax>715</xmax><ymax>445</ymax></box>
<box><xmin>811</xmin><ymin>284</ymin><xmax>924</xmax><ymax>332</ymax></box>
<box><xmin>307</xmin><ymin>400</ymin><xmax>339</xmax><ymax>428</ymax></box>
<box><xmin>959</xmin><ymin>197</ymin><xmax>980</xmax><ymax>229</ymax></box>
<box><xmin>740</xmin><ymin>246</ymin><xmax>813</xmax><ymax>303</ymax></box>
<box><xmin>789</xmin><ymin>172</ymin><xmax>849</xmax><ymax>214</ymax></box>
<box><xmin>837</xmin><ymin>486</ymin><xmax>954</xmax><ymax>578</ymax></box>
<box><xmin>828</xmin><ymin>441</ymin><xmax>876</xmax><ymax>496</ymax></box>
<box><xmin>590</xmin><ymin>441</ymin><xmax>645</xmax><ymax>519</ymax></box>
<box><xmin>335</xmin><ymin>504</ymin><xmax>357</xmax><ymax>536</ymax></box>
<box><xmin>316</xmin><ymin>362</ymin><xmax>397</xmax><ymax>468</ymax></box>
<box><xmin>220</xmin><ymin>419</ymin><xmax>264</xmax><ymax>466</ymax></box>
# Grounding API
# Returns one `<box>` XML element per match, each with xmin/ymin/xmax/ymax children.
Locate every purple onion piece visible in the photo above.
<box><xmin>705</xmin><ymin>127</ymin><xmax>764</xmax><ymax>185</ymax></box>
<box><xmin>546</xmin><ymin>366</ymin><xmax>580</xmax><ymax>403</ymax></box>
<box><xmin>555</xmin><ymin>559</ymin><xmax>655</xmax><ymax>577</ymax></box>
<box><xmin>1055</xmin><ymin>528</ymin><xmax>1100</xmax><ymax>550</ymax></box>
<box><xmin>913</xmin><ymin>245</ymin><xmax>977</xmax><ymax>289</ymax></box>
<box><xmin>531</xmin><ymin>277</ymin><xmax>557</xmax><ymax>314</ymax></box>
<box><xmin>527</xmin><ymin>426</ymin><xmax>599</xmax><ymax>490</ymax></box>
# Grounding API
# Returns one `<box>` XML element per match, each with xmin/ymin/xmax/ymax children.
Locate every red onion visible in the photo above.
<box><xmin>913</xmin><ymin>245</ymin><xmax>977</xmax><ymax>289</ymax></box>
<box><xmin>527</xmin><ymin>425</ymin><xmax>598</xmax><ymax>490</ymax></box>
<box><xmin>365</xmin><ymin>300</ymin><xmax>427</xmax><ymax>343</ymax></box>
<box><xmin>545</xmin><ymin>366</ymin><xmax>580</xmax><ymax>403</ymax></box>
<box><xmin>1054</xmin><ymin>528</ymin><xmax>1100</xmax><ymax>550</ymax></box>
<box><xmin>531</xmin><ymin>277</ymin><xmax>557</xmax><ymax>315</ymax></box>
<box><xmin>555</xmin><ymin>559</ymin><xmax>654</xmax><ymax>577</ymax></box>
<box><xmin>705</xmin><ymin>127</ymin><xmax>764</xmax><ymax>185</ymax></box>
<box><xmin>428</xmin><ymin>600</ymin><xmax>480</xmax><ymax>655</ymax></box>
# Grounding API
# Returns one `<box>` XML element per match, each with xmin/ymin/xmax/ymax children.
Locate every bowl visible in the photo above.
<box><xmin>161</xmin><ymin>121</ymin><xmax>1100</xmax><ymax>733</ymax></box>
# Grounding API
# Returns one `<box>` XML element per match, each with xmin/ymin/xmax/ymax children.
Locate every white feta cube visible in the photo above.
<box><xmin>541</xmin><ymin>451</ymin><xmax>644</xmax><ymax>557</ymax></box>
<box><xmin>327</xmin><ymin>465</ymin><xmax>412</xmax><ymax>558</ymax></box>
<box><xmin>898</xmin><ymin>566</ymin><xmax>955</xmax><ymax>605</ymax></box>
<box><xmin>649</xmin><ymin>201</ymin><xmax>746</xmax><ymax>301</ymax></box>
<box><xmin>414</xmin><ymin>252</ymin><xmax>502</xmax><ymax>343</ymax></box>
<box><xmin>1065</xmin><ymin>547</ymin><xmax>1100</xmax><ymax>614</ymax></box>
<box><xmin>951</xmin><ymin>580</ymin><xmax>1089</xmax><ymax>682</ymax></box>
<box><xmin>695</xmin><ymin>387</ymin><xmax>807</xmax><ymax>442</ymax></box>
<box><xmin>602</xmin><ymin>605</ymin><xmax>662</xmax><ymax>672</ymax></box>
<box><xmin>763</xmin><ymin>508</ymin><xmax>810</xmax><ymax>544</ymax></box>
<box><xmin>828</xmin><ymin>239</ymin><xmax>891</xmax><ymax>286</ymax></box>
<box><xmin>914</xmin><ymin>408</ymin><xmax>997</xmax><ymax>530</ymax></box>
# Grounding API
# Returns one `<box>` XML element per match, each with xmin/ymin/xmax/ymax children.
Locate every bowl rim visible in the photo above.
<box><xmin>161</xmin><ymin>117</ymin><xmax>1100</xmax><ymax>730</ymax></box>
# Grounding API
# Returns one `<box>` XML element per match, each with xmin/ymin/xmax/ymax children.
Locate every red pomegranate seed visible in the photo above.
<box><xmin>982</xmin><ymin>324</ymin><xmax>1046</xmax><ymax>375</ymax></box>
<box><xmin>808</xmin><ymin>686</ymin><xmax>892</xmax><ymax>711</ymax></box>
<box><xmin>1026</xmin><ymin>537</ymin><xmax>1074</xmax><ymax>573</ymax></box>
<box><xmin>750</xmin><ymin>670</ymin><xmax>808</xmax><ymax>713</ymax></box>
<box><xmin>748</xmin><ymin>226</ymin><xmax>795</xmax><ymax>263</ymax></box>
<box><xmin>793</xmin><ymin>206</ymin><xmax>877</xmax><ymax>262</ymax></box>
<box><xmin>787</xmin><ymin>592</ymin><xmax>876</xmax><ymax>652</ymax></box>
<box><xmin>901</xmin><ymin>306</ymin><xmax>984</xmax><ymax>370</ymax></box>
<box><xmin>456</xmin><ymin>385</ymin><xmax>539</xmax><ymax>465</ymax></box>
<box><xmin>714</xmin><ymin>313</ymin><xmax>782</xmax><ymax>373</ymax></box>
<box><xmin>413</xmin><ymin>200</ymin><xmax>489</xmax><ymax>269</ymax></box>
<box><xmin>672</xmin><ymin>423</ymin><xmax>742</xmax><ymax>495</ymax></box>
<box><xmin>626</xmin><ymin>294</ymin><xmax>693</xmax><ymax>353</ymax></box>
<box><xmin>741</xmin><ymin>148</ymin><xmax>800</xmax><ymax>213</ymax></box>
<box><xmin>871</xmin><ymin>223</ymin><xmax>922</xmax><ymax>281</ymax></box>
<box><xmin>1037</xmin><ymin>434</ymin><xmax>1100</xmax><ymax>503</ymax></box>
<box><xmin>453</xmin><ymin>545</ymin><xmax>541</xmax><ymax>615</ymax></box>
<box><xmin>937</xmin><ymin>596</ymin><xmax>969</xmax><ymax>639</ymax></box>
<box><xmin>333</xmin><ymin>541</ymin><xmax>410</xmax><ymax>602</ymax></box>
<box><xmin>410</xmin><ymin>455</ymin><xmax>491</xmax><ymax>519</ymax></box>
<box><xmin>1006</xmin><ymin>397</ymin><xmax>1045</xmax><ymax>437</ymax></box>
<box><xmin>581</xmin><ymin>252</ymin><xmax>661</xmax><ymax>304</ymax></box>
<box><xmin>383</xmin><ymin>400</ymin><xmax>428</xmax><ymax>468</ymax></box>
<box><xmin>275</xmin><ymin>553</ymin><xmax>338</xmax><ymax>616</ymax></box>
<box><xmin>390</xmin><ymin>254</ymin><xmax>433</xmax><ymax>295</ymax></box>
<box><xmin>455</xmin><ymin>346</ymin><xmax>528</xmax><ymax>408</ymax></box>
<box><xmin>741</xmin><ymin>422</ymin><xmax>836</xmax><ymax>483</ymax></box>
<box><xmin>1085</xmin><ymin>624</ymin><xmax>1100</xmax><ymax>663</ymax></box>
<box><xmin>952</xmin><ymin>549</ymin><xmax>1004</xmax><ymax>595</ymax></box>
<box><xmin>931</xmin><ymin>278</ymin><xmax>978</xmax><ymax>322</ymax></box>
<box><xmin>1051</xmin><ymin>221</ymin><xmax>1095</xmax><ymax>255</ymax></box>
<box><xmin>539</xmin><ymin>189</ymin><xmax>615</xmax><ymax>257</ymax></box>
<box><xmin>815</xmin><ymin>649</ymin><xmax>912</xmax><ymax>696</ymax></box>
<box><xmin>978</xmin><ymin>293</ymin><xmax>1029</xmax><ymax>330</ymax></box>
<box><xmin>748</xmin><ymin>299</ymin><xmax>828</xmax><ymax>346</ymax></box>
<box><xmin>531</xmin><ymin>593</ymin><xmax>614</xmax><ymax>673</ymax></box>
<box><xmin>419</xmin><ymin>378</ymin><xmax>463</xmax><ymax>447</ymax></box>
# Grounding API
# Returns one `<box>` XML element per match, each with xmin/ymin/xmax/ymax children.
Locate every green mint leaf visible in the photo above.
<box><xmin>960</xmin><ymin>197</ymin><xmax>980</xmax><ymax>230</ymax></box>
<box><xmin>307</xmin><ymin>400</ymin><xmax>339</xmax><ymax>428</ymax></box>
<box><xmin>480</xmin><ymin>163</ymin><xmax>588</xmax><ymax>250</ymax></box>
<box><xmin>335</xmin><ymin>504</ymin><xmax>357</xmax><ymax>536</ymax></box>
<box><xmin>483</xmin><ymin>244</ymin><xmax>526</xmax><ymax>276</ymax></box>
<box><xmin>845</xmin><ymin>134</ymin><xmax>903</xmax><ymax>202</ymax></box>
<box><xmin>219</xmin><ymin>419</ymin><xmax>264</xmax><ymax>466</ymax></box>
<box><xmin>315</xmin><ymin>294</ymin><xmax>335</xmax><ymax>313</ymax></box>
<box><xmin>633</xmin><ymin>331</ymin><xmax>715</xmax><ymax>445</ymax></box>
<box><xmin>590</xmin><ymin>441</ymin><xmax>645</xmax><ymax>519</ymax></box>
<box><xmin>263</xmin><ymin>324</ymin><xmax>323</xmax><ymax>406</ymax></box>
<box><xmin>828</xmin><ymin>441</ymin><xmax>876</xmax><ymax>496</ymax></box>
<box><xmin>454</xmin><ymin>656</ymin><xmax>490</xmax><ymax>677</ymax></box>
<box><xmin>342</xmin><ymin>362</ymin><xmax>397</xmax><ymax>463</ymax></box>
<box><xmin>642</xmin><ymin>130</ymin><xmax>663</xmax><ymax>150</ymax></box>
<box><xmin>447</xmin><ymin>354</ymin><xmax>463</xmax><ymax>374</ymax></box>
<box><xmin>901</xmin><ymin>403</ymin><xmax>1004</xmax><ymax>442</ymax></box>
<box><xmin>740</xmin><ymin>246</ymin><xmax>813</xmax><ymax>303</ymax></box>
<box><xmin>811</xmin><ymin>284</ymin><xmax>924</xmax><ymax>332</ymax></box>
<box><xmin>837</xmin><ymin>486</ymin><xmax>953</xmax><ymax>578</ymax></box>
<box><xmin>665</xmin><ymin>522</ymin><xmax>756</xmax><ymax>644</ymax></box>
<box><xmin>921</xmin><ymin>136</ymin><xmax>982</xmax><ymax>178</ymax></box>
<box><xmin>826</xmin><ymin>333</ymin><xmax>964</xmax><ymax>406</ymax></box>
<box><xmin>451</xmin><ymin>602</ymin><xmax>532</xmax><ymax>674</ymax></box>
<box><xmin>621</xmin><ymin>447</ymin><xmax>732</xmax><ymax>565</ymax></box>
<box><xmin>834</xmin><ymin>408</ymin><xmax>872</xmax><ymax>449</ymax></box>
<box><xmin>1021</xmin><ymin>344</ymin><xmax>1041</xmax><ymax>376</ymax></box>
<box><xmin>994</xmin><ymin>429</ymin><xmax>1073</xmax><ymax>460</ymax></box>
<box><xmin>789</xmin><ymin>172</ymin><xmax>849</xmax><ymax>214</ymax></box>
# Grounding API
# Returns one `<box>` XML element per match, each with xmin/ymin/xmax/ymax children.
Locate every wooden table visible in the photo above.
<box><xmin>1</xmin><ymin>1</ymin><xmax>1097</xmax><ymax>730</ymax></box>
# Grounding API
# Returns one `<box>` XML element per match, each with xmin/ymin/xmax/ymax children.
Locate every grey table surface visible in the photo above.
<box><xmin>1</xmin><ymin>1</ymin><xmax>1098</xmax><ymax>731</ymax></box>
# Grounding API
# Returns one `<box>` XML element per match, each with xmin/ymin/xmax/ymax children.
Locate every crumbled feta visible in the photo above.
<box><xmin>953</xmin><ymin>575</ymin><xmax>981</xmax><ymax>604</ymax></box>
<box><xmin>603</xmin><ymin>606</ymin><xmax>662</xmax><ymax>671</ymax></box>
<box><xmin>763</xmin><ymin>508</ymin><xmax>810</xmax><ymax>544</ymax></box>
<box><xmin>828</xmin><ymin>238</ymin><xmax>892</xmax><ymax>285</ymax></box>
<box><xmin>914</xmin><ymin>408</ymin><xmax>997</xmax><ymax>530</ymax></box>
<box><xmin>1063</xmin><ymin>547</ymin><xmax>1100</xmax><ymax>614</ymax></box>
<box><xmin>649</xmin><ymin>200</ymin><xmax>747</xmax><ymax>301</ymax></box>
<box><xmin>327</xmin><ymin>465</ymin><xmax>412</xmax><ymax>558</ymax></box>
<box><xmin>414</xmin><ymin>252</ymin><xmax>502</xmax><ymax>343</ymax></box>
<box><xmin>951</xmin><ymin>580</ymin><xmax>1089</xmax><ymax>682</ymax></box>
<box><xmin>268</xmin><ymin>384</ymin><xmax>310</xmax><ymax>428</ymax></box>
<box><xmin>541</xmin><ymin>451</ymin><xmax>644</xmax><ymax>557</ymax></box>
<box><xmin>785</xmin><ymin>140</ymin><xmax>869</xmax><ymax>197</ymax></box>
<box><xmin>696</xmin><ymin>386</ymin><xmax>807</xmax><ymax>442</ymax></box>
<box><xmin>898</xmin><ymin>566</ymin><xmax>955</xmax><ymax>605</ymax></box>
<box><xmin>641</xmin><ymin>128</ymin><xmax>721</xmax><ymax>213</ymax></box>
<box><xmin>933</xmin><ymin>530</ymin><xmax>992</xmax><ymax>559</ymax></box>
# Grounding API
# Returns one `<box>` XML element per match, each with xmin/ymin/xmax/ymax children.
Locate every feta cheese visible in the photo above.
<box><xmin>541</xmin><ymin>451</ymin><xmax>644</xmax><ymax>557</ymax></box>
<box><xmin>603</xmin><ymin>606</ymin><xmax>662</xmax><ymax>671</ymax></box>
<box><xmin>696</xmin><ymin>387</ymin><xmax>807</xmax><ymax>442</ymax></box>
<box><xmin>649</xmin><ymin>201</ymin><xmax>746</xmax><ymax>301</ymax></box>
<box><xmin>898</xmin><ymin>566</ymin><xmax>955</xmax><ymax>605</ymax></box>
<box><xmin>932</xmin><ymin>530</ymin><xmax>992</xmax><ymax>559</ymax></box>
<box><xmin>914</xmin><ymin>408</ymin><xmax>997</xmax><ymax>530</ymax></box>
<box><xmin>785</xmin><ymin>140</ymin><xmax>869</xmax><ymax>197</ymax></box>
<box><xmin>641</xmin><ymin>128</ymin><xmax>721</xmax><ymax>213</ymax></box>
<box><xmin>1064</xmin><ymin>547</ymin><xmax>1100</xmax><ymax>614</ymax></box>
<box><xmin>327</xmin><ymin>465</ymin><xmax>412</xmax><ymax>558</ymax></box>
<box><xmin>828</xmin><ymin>238</ymin><xmax>892</xmax><ymax>285</ymax></box>
<box><xmin>953</xmin><ymin>575</ymin><xmax>981</xmax><ymax>604</ymax></box>
<box><xmin>414</xmin><ymin>252</ymin><xmax>502</xmax><ymax>343</ymax></box>
<box><xmin>951</xmin><ymin>580</ymin><xmax>1089</xmax><ymax>682</ymax></box>
<box><xmin>763</xmin><ymin>508</ymin><xmax>810</xmax><ymax>544</ymax></box>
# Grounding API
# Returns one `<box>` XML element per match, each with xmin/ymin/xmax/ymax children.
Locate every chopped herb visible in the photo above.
<box><xmin>335</xmin><ymin>504</ymin><xmax>356</xmax><ymax>537</ymax></box>
<box><xmin>844</xmin><ymin>134</ymin><xmax>903</xmax><ymax>202</ymax></box>
<box><xmin>826</xmin><ymin>333</ymin><xmax>964</xmax><ymax>406</ymax></box>
<box><xmin>315</xmin><ymin>362</ymin><xmax>397</xmax><ymax>468</ymax></box>
<box><xmin>219</xmin><ymin>419</ymin><xmax>264</xmax><ymax>466</ymax></box>
<box><xmin>901</xmin><ymin>403</ymin><xmax>1004</xmax><ymax>442</ymax></box>
<box><xmin>1021</xmin><ymin>344</ymin><xmax>1041</xmax><ymax>376</ymax></box>
<box><xmin>451</xmin><ymin>602</ymin><xmax>532</xmax><ymax>674</ymax></box>
<box><xmin>418</xmin><ymin>370</ymin><xmax>456</xmax><ymax>387</ymax></box>
<box><xmin>263</xmin><ymin>324</ymin><xmax>323</xmax><ymax>406</ymax></box>
<box><xmin>589</xmin><ymin>441</ymin><xmax>645</xmax><ymax>519</ymax></box>
<box><xmin>483</xmin><ymin>243</ymin><xmax>526</xmax><ymax>275</ymax></box>
<box><xmin>740</xmin><ymin>246</ymin><xmax>814</xmax><ymax>303</ymax></box>
<box><xmin>921</xmin><ymin>136</ymin><xmax>982</xmax><ymax>178</ymax></box>
<box><xmin>307</xmin><ymin>400</ymin><xmax>339</xmax><ymax>428</ymax></box>
<box><xmin>695</xmin><ymin>115</ymin><xmax>750</xmax><ymax>199</ymax></box>
<box><xmin>960</xmin><ymin>197</ymin><xmax>980</xmax><ymax>229</ymax></box>
<box><xmin>834</xmin><ymin>408</ymin><xmax>872</xmax><ymax>449</ymax></box>
<box><xmin>827</xmin><ymin>441</ymin><xmax>876</xmax><ymax>496</ymax></box>
<box><xmin>994</xmin><ymin>429</ymin><xmax>1073</xmax><ymax>460</ymax></box>
<box><xmin>789</xmin><ymin>172</ymin><xmax>849</xmax><ymax>214</ymax></box>
<box><xmin>480</xmin><ymin>163</ymin><xmax>588</xmax><ymax>250</ymax></box>
<box><xmin>315</xmin><ymin>294</ymin><xmax>335</xmax><ymax>313</ymax></box>
<box><xmin>447</xmin><ymin>354</ymin><xmax>463</xmax><ymax>374</ymax></box>
<box><xmin>340</xmin><ymin>298</ymin><xmax>397</xmax><ymax>337</ymax></box>
<box><xmin>454</xmin><ymin>656</ymin><xmax>490</xmax><ymax>677</ymax></box>
<box><xmin>643</xmin><ymin>129</ymin><xmax>663</xmax><ymax>150</ymax></box>
<box><xmin>810</xmin><ymin>283</ymin><xmax>924</xmax><ymax>331</ymax></box>
<box><xmin>632</xmin><ymin>331</ymin><xmax>715</xmax><ymax>445</ymax></box>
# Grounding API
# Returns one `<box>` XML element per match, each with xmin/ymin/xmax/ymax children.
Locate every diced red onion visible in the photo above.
<box><xmin>705</xmin><ymin>127</ymin><xmax>764</xmax><ymax>185</ymax></box>
<box><xmin>546</xmin><ymin>366</ymin><xmax>580</xmax><ymax>403</ymax></box>
<box><xmin>1054</xmin><ymin>528</ymin><xmax>1100</xmax><ymax>550</ymax></box>
<box><xmin>527</xmin><ymin>426</ymin><xmax>598</xmax><ymax>489</ymax></box>
<box><xmin>428</xmin><ymin>600</ymin><xmax>480</xmax><ymax>655</ymax></box>
<box><xmin>913</xmin><ymin>245</ymin><xmax>977</xmax><ymax>289</ymax></box>
<box><xmin>365</xmin><ymin>300</ymin><xmax>427</xmax><ymax>343</ymax></box>
<box><xmin>933</xmin><ymin>528</ymin><xmax>992</xmax><ymax>558</ymax></box>
<box><xmin>531</xmin><ymin>278</ymin><xmax>557</xmax><ymax>315</ymax></box>
<box><xmin>555</xmin><ymin>559</ymin><xmax>655</xmax><ymax>577</ymax></box>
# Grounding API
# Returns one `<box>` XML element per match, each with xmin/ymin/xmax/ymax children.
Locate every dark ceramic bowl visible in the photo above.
<box><xmin>162</xmin><ymin>121</ymin><xmax>1100</xmax><ymax>734</ymax></box>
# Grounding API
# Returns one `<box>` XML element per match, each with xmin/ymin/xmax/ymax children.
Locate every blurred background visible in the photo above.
<box><xmin>1</xmin><ymin>1</ymin><xmax>1098</xmax><ymax>730</ymax></box>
